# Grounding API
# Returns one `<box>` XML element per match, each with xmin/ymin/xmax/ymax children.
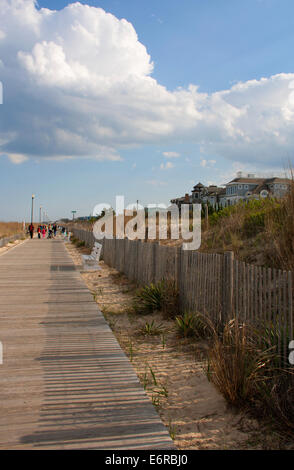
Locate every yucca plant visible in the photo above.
<box><xmin>140</xmin><ymin>320</ymin><xmax>164</xmax><ymax>336</ymax></box>
<box><xmin>133</xmin><ymin>279</ymin><xmax>179</xmax><ymax>315</ymax></box>
<box><xmin>175</xmin><ymin>311</ymin><xmax>215</xmax><ymax>339</ymax></box>
<box><xmin>133</xmin><ymin>282</ymin><xmax>164</xmax><ymax>313</ymax></box>
<box><xmin>175</xmin><ymin>312</ymin><xmax>196</xmax><ymax>337</ymax></box>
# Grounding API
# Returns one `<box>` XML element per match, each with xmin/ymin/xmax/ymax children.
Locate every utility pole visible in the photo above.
<box><xmin>205</xmin><ymin>203</ymin><xmax>209</xmax><ymax>231</ymax></box>
<box><xmin>31</xmin><ymin>194</ymin><xmax>35</xmax><ymax>225</ymax></box>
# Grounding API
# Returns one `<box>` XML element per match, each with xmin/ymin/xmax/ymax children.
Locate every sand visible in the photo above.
<box><xmin>0</xmin><ymin>237</ymin><xmax>27</xmax><ymax>257</ymax></box>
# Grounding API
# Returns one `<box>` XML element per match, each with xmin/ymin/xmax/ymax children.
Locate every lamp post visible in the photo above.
<box><xmin>39</xmin><ymin>205</ymin><xmax>42</xmax><ymax>225</ymax></box>
<box><xmin>31</xmin><ymin>194</ymin><xmax>35</xmax><ymax>225</ymax></box>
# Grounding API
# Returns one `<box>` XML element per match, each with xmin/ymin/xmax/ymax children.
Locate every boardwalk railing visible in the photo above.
<box><xmin>71</xmin><ymin>228</ymin><xmax>293</xmax><ymax>362</ymax></box>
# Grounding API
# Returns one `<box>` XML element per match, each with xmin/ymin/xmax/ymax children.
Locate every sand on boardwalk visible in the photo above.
<box><xmin>0</xmin><ymin>237</ymin><xmax>27</xmax><ymax>256</ymax></box>
<box><xmin>65</xmin><ymin>241</ymin><xmax>290</xmax><ymax>450</ymax></box>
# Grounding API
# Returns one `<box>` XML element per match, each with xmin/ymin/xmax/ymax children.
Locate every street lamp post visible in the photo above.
<box><xmin>31</xmin><ymin>194</ymin><xmax>35</xmax><ymax>225</ymax></box>
<box><xmin>39</xmin><ymin>206</ymin><xmax>42</xmax><ymax>225</ymax></box>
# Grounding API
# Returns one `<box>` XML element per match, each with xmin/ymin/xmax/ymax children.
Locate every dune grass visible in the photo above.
<box><xmin>0</xmin><ymin>222</ymin><xmax>24</xmax><ymax>239</ymax></box>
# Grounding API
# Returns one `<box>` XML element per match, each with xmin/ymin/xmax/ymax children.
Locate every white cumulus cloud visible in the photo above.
<box><xmin>160</xmin><ymin>161</ymin><xmax>174</xmax><ymax>170</ymax></box>
<box><xmin>163</xmin><ymin>151</ymin><xmax>180</xmax><ymax>158</ymax></box>
<box><xmin>0</xmin><ymin>0</ymin><xmax>294</xmax><ymax>168</ymax></box>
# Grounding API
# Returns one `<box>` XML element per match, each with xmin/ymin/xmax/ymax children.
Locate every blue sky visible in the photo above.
<box><xmin>1</xmin><ymin>0</ymin><xmax>294</xmax><ymax>221</ymax></box>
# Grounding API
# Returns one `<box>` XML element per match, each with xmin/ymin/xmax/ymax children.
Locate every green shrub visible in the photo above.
<box><xmin>175</xmin><ymin>312</ymin><xmax>196</xmax><ymax>337</ymax></box>
<box><xmin>243</xmin><ymin>211</ymin><xmax>265</xmax><ymax>237</ymax></box>
<box><xmin>175</xmin><ymin>311</ymin><xmax>214</xmax><ymax>338</ymax></box>
<box><xmin>134</xmin><ymin>282</ymin><xmax>164</xmax><ymax>313</ymax></box>
<box><xmin>133</xmin><ymin>280</ymin><xmax>179</xmax><ymax>316</ymax></box>
<box><xmin>140</xmin><ymin>320</ymin><xmax>164</xmax><ymax>336</ymax></box>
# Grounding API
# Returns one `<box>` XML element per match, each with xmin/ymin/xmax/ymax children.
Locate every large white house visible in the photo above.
<box><xmin>171</xmin><ymin>173</ymin><xmax>292</xmax><ymax>209</ymax></box>
<box><xmin>221</xmin><ymin>175</ymin><xmax>291</xmax><ymax>206</ymax></box>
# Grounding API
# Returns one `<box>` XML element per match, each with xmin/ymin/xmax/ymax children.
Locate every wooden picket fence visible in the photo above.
<box><xmin>71</xmin><ymin>228</ymin><xmax>293</xmax><ymax>364</ymax></box>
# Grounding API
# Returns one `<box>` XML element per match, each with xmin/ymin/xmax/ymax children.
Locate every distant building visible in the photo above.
<box><xmin>223</xmin><ymin>175</ymin><xmax>291</xmax><ymax>206</ymax></box>
<box><xmin>170</xmin><ymin>193</ymin><xmax>192</xmax><ymax>209</ymax></box>
<box><xmin>170</xmin><ymin>173</ymin><xmax>292</xmax><ymax>209</ymax></box>
<box><xmin>171</xmin><ymin>183</ymin><xmax>225</xmax><ymax>210</ymax></box>
<box><xmin>192</xmin><ymin>184</ymin><xmax>226</xmax><ymax>207</ymax></box>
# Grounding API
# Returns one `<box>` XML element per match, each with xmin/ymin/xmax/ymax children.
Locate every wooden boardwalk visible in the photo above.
<box><xmin>0</xmin><ymin>239</ymin><xmax>174</xmax><ymax>450</ymax></box>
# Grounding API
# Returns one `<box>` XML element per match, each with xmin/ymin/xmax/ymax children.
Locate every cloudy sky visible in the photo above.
<box><xmin>1</xmin><ymin>0</ymin><xmax>294</xmax><ymax>221</ymax></box>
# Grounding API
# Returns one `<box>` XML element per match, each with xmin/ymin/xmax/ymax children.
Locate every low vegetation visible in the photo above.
<box><xmin>201</xmin><ymin>181</ymin><xmax>294</xmax><ymax>270</ymax></box>
<box><xmin>206</xmin><ymin>318</ymin><xmax>294</xmax><ymax>437</ymax></box>
<box><xmin>133</xmin><ymin>279</ymin><xmax>179</xmax><ymax>317</ymax></box>
<box><xmin>0</xmin><ymin>222</ymin><xmax>24</xmax><ymax>239</ymax></box>
<box><xmin>133</xmin><ymin>277</ymin><xmax>294</xmax><ymax>440</ymax></box>
<box><xmin>70</xmin><ymin>236</ymin><xmax>86</xmax><ymax>248</ymax></box>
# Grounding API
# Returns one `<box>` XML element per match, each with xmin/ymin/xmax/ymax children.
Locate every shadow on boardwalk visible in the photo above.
<box><xmin>0</xmin><ymin>239</ymin><xmax>173</xmax><ymax>450</ymax></box>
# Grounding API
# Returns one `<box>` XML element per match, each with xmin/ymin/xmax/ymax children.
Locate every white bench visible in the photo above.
<box><xmin>63</xmin><ymin>231</ymin><xmax>72</xmax><ymax>242</ymax></box>
<box><xmin>82</xmin><ymin>242</ymin><xmax>102</xmax><ymax>270</ymax></box>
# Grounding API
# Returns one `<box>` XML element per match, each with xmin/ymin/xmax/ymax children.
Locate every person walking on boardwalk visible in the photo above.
<box><xmin>42</xmin><ymin>226</ymin><xmax>46</xmax><ymax>239</ymax></box>
<box><xmin>48</xmin><ymin>225</ymin><xmax>53</xmax><ymax>239</ymax></box>
<box><xmin>28</xmin><ymin>223</ymin><xmax>34</xmax><ymax>239</ymax></box>
<box><xmin>37</xmin><ymin>226</ymin><xmax>41</xmax><ymax>239</ymax></box>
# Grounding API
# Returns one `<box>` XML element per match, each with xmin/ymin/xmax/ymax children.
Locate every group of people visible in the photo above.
<box><xmin>28</xmin><ymin>223</ymin><xmax>58</xmax><ymax>239</ymax></box>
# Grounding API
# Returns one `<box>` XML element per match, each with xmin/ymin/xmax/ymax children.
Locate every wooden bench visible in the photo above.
<box><xmin>82</xmin><ymin>242</ymin><xmax>102</xmax><ymax>270</ymax></box>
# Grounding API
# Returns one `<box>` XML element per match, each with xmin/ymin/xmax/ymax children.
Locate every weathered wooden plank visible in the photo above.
<box><xmin>0</xmin><ymin>239</ymin><xmax>174</xmax><ymax>450</ymax></box>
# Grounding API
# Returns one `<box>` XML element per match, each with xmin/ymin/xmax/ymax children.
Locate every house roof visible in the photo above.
<box><xmin>192</xmin><ymin>182</ymin><xmax>204</xmax><ymax>190</ymax></box>
<box><xmin>227</xmin><ymin>177</ymin><xmax>265</xmax><ymax>185</ymax></box>
<box><xmin>206</xmin><ymin>187</ymin><xmax>225</xmax><ymax>195</ymax></box>
<box><xmin>227</xmin><ymin>177</ymin><xmax>291</xmax><ymax>186</ymax></box>
<box><xmin>170</xmin><ymin>196</ymin><xmax>190</xmax><ymax>203</ymax></box>
<box><xmin>265</xmin><ymin>177</ymin><xmax>291</xmax><ymax>184</ymax></box>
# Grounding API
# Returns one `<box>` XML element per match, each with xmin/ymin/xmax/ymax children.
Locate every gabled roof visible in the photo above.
<box><xmin>227</xmin><ymin>177</ymin><xmax>265</xmax><ymax>185</ymax></box>
<box><xmin>265</xmin><ymin>177</ymin><xmax>291</xmax><ymax>184</ymax></box>
<box><xmin>227</xmin><ymin>176</ymin><xmax>292</xmax><ymax>186</ymax></box>
<box><xmin>206</xmin><ymin>186</ymin><xmax>225</xmax><ymax>195</ymax></box>
<box><xmin>193</xmin><ymin>182</ymin><xmax>204</xmax><ymax>190</ymax></box>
